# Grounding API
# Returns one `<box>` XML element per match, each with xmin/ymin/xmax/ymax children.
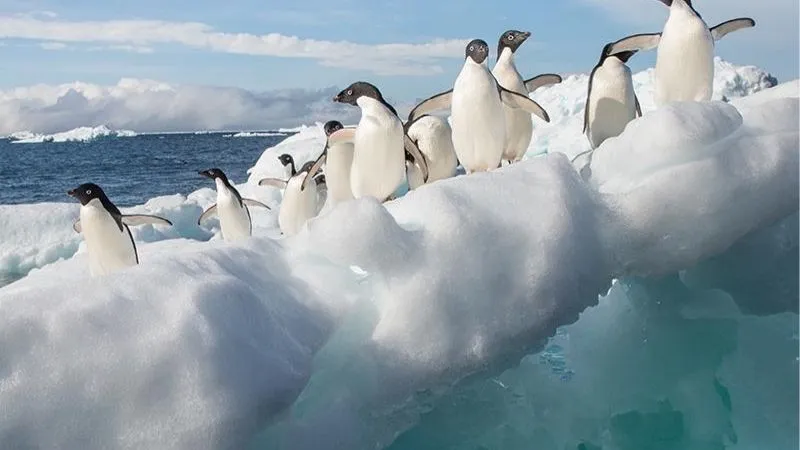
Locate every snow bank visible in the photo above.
<box><xmin>8</xmin><ymin>125</ymin><xmax>136</xmax><ymax>143</ymax></box>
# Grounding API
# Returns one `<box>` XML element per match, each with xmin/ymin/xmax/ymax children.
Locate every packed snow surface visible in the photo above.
<box><xmin>0</xmin><ymin>61</ymin><xmax>796</xmax><ymax>450</ymax></box>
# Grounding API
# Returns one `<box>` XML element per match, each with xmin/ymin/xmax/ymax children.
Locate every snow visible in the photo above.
<box><xmin>0</xmin><ymin>59</ymin><xmax>797</xmax><ymax>450</ymax></box>
<box><xmin>7</xmin><ymin>125</ymin><xmax>136</xmax><ymax>143</ymax></box>
<box><xmin>224</xmin><ymin>131</ymin><xmax>287</xmax><ymax>138</ymax></box>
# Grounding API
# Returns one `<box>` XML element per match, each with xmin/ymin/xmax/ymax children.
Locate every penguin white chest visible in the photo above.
<box><xmin>350</xmin><ymin>97</ymin><xmax>405</xmax><ymax>201</ymax></box>
<box><xmin>655</xmin><ymin>7</ymin><xmax>714</xmax><ymax>105</ymax></box>
<box><xmin>80</xmin><ymin>200</ymin><xmax>137</xmax><ymax>276</ymax></box>
<box><xmin>492</xmin><ymin>53</ymin><xmax>533</xmax><ymax>162</ymax></box>
<box><xmin>215</xmin><ymin>181</ymin><xmax>252</xmax><ymax>241</ymax></box>
<box><xmin>278</xmin><ymin>176</ymin><xmax>318</xmax><ymax>236</ymax></box>
<box><xmin>587</xmin><ymin>60</ymin><xmax>637</xmax><ymax>149</ymax></box>
<box><xmin>451</xmin><ymin>63</ymin><xmax>506</xmax><ymax>173</ymax></box>
<box><xmin>406</xmin><ymin>116</ymin><xmax>457</xmax><ymax>182</ymax></box>
<box><xmin>325</xmin><ymin>142</ymin><xmax>355</xmax><ymax>203</ymax></box>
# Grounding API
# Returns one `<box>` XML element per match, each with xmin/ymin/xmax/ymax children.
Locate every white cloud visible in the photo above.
<box><xmin>0</xmin><ymin>14</ymin><xmax>468</xmax><ymax>76</ymax></box>
<box><xmin>39</xmin><ymin>41</ymin><xmax>67</xmax><ymax>50</ymax></box>
<box><xmin>0</xmin><ymin>78</ymin><xmax>366</xmax><ymax>135</ymax></box>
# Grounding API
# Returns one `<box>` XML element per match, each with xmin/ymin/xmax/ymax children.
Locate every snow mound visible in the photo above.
<box><xmin>8</xmin><ymin>125</ymin><xmax>136</xmax><ymax>143</ymax></box>
<box><xmin>0</xmin><ymin>75</ymin><xmax>796</xmax><ymax>449</ymax></box>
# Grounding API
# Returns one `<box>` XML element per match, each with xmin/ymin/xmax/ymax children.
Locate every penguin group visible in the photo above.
<box><xmin>66</xmin><ymin>0</ymin><xmax>755</xmax><ymax>277</ymax></box>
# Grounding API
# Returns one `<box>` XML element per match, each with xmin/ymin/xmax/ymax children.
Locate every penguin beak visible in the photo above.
<box><xmin>67</xmin><ymin>188</ymin><xmax>77</xmax><ymax>198</ymax></box>
<box><xmin>520</xmin><ymin>31</ymin><xmax>531</xmax><ymax>41</ymax></box>
<box><xmin>199</xmin><ymin>170</ymin><xmax>213</xmax><ymax>179</ymax></box>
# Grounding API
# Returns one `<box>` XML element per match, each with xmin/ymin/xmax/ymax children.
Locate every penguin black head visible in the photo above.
<box><xmin>299</xmin><ymin>161</ymin><xmax>316</xmax><ymax>174</ymax></box>
<box><xmin>278</xmin><ymin>153</ymin><xmax>297</xmax><ymax>176</ymax></box>
<box><xmin>198</xmin><ymin>168</ymin><xmax>230</xmax><ymax>184</ymax></box>
<box><xmin>497</xmin><ymin>30</ymin><xmax>531</xmax><ymax>58</ymax></box>
<box><xmin>333</xmin><ymin>82</ymin><xmax>382</xmax><ymax>106</ymax></box>
<box><xmin>465</xmin><ymin>39</ymin><xmax>490</xmax><ymax>65</ymax></box>
<box><xmin>67</xmin><ymin>182</ymin><xmax>106</xmax><ymax>206</ymax></box>
<box><xmin>324</xmin><ymin>120</ymin><xmax>344</xmax><ymax>136</ymax></box>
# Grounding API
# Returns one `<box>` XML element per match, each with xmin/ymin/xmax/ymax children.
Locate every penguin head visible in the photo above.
<box><xmin>198</xmin><ymin>168</ymin><xmax>229</xmax><ymax>183</ymax></box>
<box><xmin>323</xmin><ymin>120</ymin><xmax>344</xmax><ymax>136</ymax></box>
<box><xmin>67</xmin><ymin>182</ymin><xmax>107</xmax><ymax>206</ymax></box>
<box><xmin>278</xmin><ymin>153</ymin><xmax>295</xmax><ymax>168</ymax></box>
<box><xmin>299</xmin><ymin>161</ymin><xmax>316</xmax><ymax>175</ymax></box>
<box><xmin>465</xmin><ymin>39</ymin><xmax>490</xmax><ymax>65</ymax></box>
<box><xmin>600</xmin><ymin>42</ymin><xmax>638</xmax><ymax>65</ymax></box>
<box><xmin>333</xmin><ymin>82</ymin><xmax>382</xmax><ymax>106</ymax></box>
<box><xmin>498</xmin><ymin>30</ymin><xmax>531</xmax><ymax>56</ymax></box>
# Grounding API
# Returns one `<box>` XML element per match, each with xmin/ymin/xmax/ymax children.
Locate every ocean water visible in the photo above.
<box><xmin>0</xmin><ymin>133</ymin><xmax>291</xmax><ymax>206</ymax></box>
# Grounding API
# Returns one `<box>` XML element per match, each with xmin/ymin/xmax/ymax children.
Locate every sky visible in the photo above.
<box><xmin>0</xmin><ymin>0</ymin><xmax>796</xmax><ymax>133</ymax></box>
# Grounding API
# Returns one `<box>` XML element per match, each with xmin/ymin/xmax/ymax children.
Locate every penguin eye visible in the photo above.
<box><xmin>508</xmin><ymin>35</ymin><xmax>515</xmax><ymax>41</ymax></box>
<box><xmin>86</xmin><ymin>189</ymin><xmax>92</xmax><ymax>195</ymax></box>
<box><xmin>346</xmin><ymin>89</ymin><xmax>353</xmax><ymax>96</ymax></box>
<box><xmin>469</xmin><ymin>45</ymin><xmax>474</xmax><ymax>51</ymax></box>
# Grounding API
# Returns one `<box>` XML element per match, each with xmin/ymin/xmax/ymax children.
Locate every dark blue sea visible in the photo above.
<box><xmin>0</xmin><ymin>132</ymin><xmax>291</xmax><ymax>206</ymax></box>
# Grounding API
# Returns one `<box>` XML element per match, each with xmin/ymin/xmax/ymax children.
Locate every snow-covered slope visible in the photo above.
<box><xmin>0</xmin><ymin>61</ymin><xmax>796</xmax><ymax>450</ymax></box>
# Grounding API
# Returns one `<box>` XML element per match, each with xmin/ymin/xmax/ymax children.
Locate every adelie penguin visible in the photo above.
<box><xmin>331</xmin><ymin>81</ymin><xmax>429</xmax><ymax>202</ymax></box>
<box><xmin>583</xmin><ymin>41</ymin><xmax>643</xmax><ymax>150</ymax></box>
<box><xmin>491</xmin><ymin>30</ymin><xmax>563</xmax><ymax>164</ymax></box>
<box><xmin>407</xmin><ymin>39</ymin><xmax>551</xmax><ymax>174</ymax></box>
<box><xmin>68</xmin><ymin>183</ymin><xmax>173</xmax><ymax>276</ymax></box>
<box><xmin>259</xmin><ymin>153</ymin><xmax>325</xmax><ymax>236</ymax></box>
<box><xmin>403</xmin><ymin>114</ymin><xmax>458</xmax><ymax>185</ymax></box>
<box><xmin>197</xmin><ymin>168</ymin><xmax>271</xmax><ymax>242</ymax></box>
<box><xmin>300</xmin><ymin>120</ymin><xmax>355</xmax><ymax>208</ymax></box>
<box><xmin>603</xmin><ymin>0</ymin><xmax>755</xmax><ymax>106</ymax></box>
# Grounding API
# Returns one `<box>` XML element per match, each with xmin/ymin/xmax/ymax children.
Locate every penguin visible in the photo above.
<box><xmin>602</xmin><ymin>0</ymin><xmax>755</xmax><ymax>105</ymax></box>
<box><xmin>68</xmin><ymin>183</ymin><xmax>173</xmax><ymax>276</ymax></box>
<box><xmin>197</xmin><ymin>168</ymin><xmax>271</xmax><ymax>242</ymax></box>
<box><xmin>403</xmin><ymin>114</ymin><xmax>458</xmax><ymax>184</ymax></box>
<box><xmin>329</xmin><ymin>81</ymin><xmax>429</xmax><ymax>202</ymax></box>
<box><xmin>259</xmin><ymin>154</ymin><xmax>324</xmax><ymax>236</ymax></box>
<box><xmin>407</xmin><ymin>39</ymin><xmax>551</xmax><ymax>174</ymax></box>
<box><xmin>405</xmin><ymin>149</ymin><xmax>426</xmax><ymax>191</ymax></box>
<box><xmin>298</xmin><ymin>120</ymin><xmax>355</xmax><ymax>207</ymax></box>
<box><xmin>491</xmin><ymin>29</ymin><xmax>563</xmax><ymax>164</ymax></box>
<box><xmin>583</xmin><ymin>43</ymin><xmax>642</xmax><ymax>150</ymax></box>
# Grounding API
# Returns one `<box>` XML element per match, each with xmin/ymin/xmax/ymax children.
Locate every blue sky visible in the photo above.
<box><xmin>0</xmin><ymin>0</ymin><xmax>796</xmax><ymax>132</ymax></box>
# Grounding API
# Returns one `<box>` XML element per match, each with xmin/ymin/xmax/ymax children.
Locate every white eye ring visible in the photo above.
<box><xmin>469</xmin><ymin>45</ymin><xmax>474</xmax><ymax>51</ymax></box>
<box><xmin>347</xmin><ymin>90</ymin><xmax>353</xmax><ymax>95</ymax></box>
<box><xmin>86</xmin><ymin>189</ymin><xmax>92</xmax><ymax>195</ymax></box>
<box><xmin>508</xmin><ymin>35</ymin><xmax>515</xmax><ymax>40</ymax></box>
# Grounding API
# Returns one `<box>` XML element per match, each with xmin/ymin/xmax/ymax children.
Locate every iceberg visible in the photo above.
<box><xmin>8</xmin><ymin>125</ymin><xmax>137</xmax><ymax>144</ymax></box>
<box><xmin>0</xmin><ymin>60</ymin><xmax>796</xmax><ymax>450</ymax></box>
<box><xmin>225</xmin><ymin>131</ymin><xmax>287</xmax><ymax>138</ymax></box>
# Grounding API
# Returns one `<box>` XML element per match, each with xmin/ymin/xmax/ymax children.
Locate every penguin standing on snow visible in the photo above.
<box><xmin>68</xmin><ymin>183</ymin><xmax>173</xmax><ymax>276</ymax></box>
<box><xmin>299</xmin><ymin>120</ymin><xmax>355</xmax><ymax>207</ymax></box>
<box><xmin>491</xmin><ymin>29</ymin><xmax>563</xmax><ymax>164</ymax></box>
<box><xmin>259</xmin><ymin>154</ymin><xmax>325</xmax><ymax>236</ymax></box>
<box><xmin>403</xmin><ymin>114</ymin><xmax>458</xmax><ymax>185</ymax></box>
<box><xmin>197</xmin><ymin>168</ymin><xmax>271</xmax><ymax>242</ymax></box>
<box><xmin>602</xmin><ymin>0</ymin><xmax>755</xmax><ymax>106</ymax></box>
<box><xmin>407</xmin><ymin>39</ymin><xmax>551</xmax><ymax>174</ymax></box>
<box><xmin>331</xmin><ymin>81</ymin><xmax>429</xmax><ymax>202</ymax></box>
<box><xmin>583</xmin><ymin>41</ymin><xmax>643</xmax><ymax>150</ymax></box>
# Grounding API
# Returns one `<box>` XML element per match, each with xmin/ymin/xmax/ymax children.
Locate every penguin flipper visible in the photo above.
<box><xmin>73</xmin><ymin>220</ymin><xmax>82</xmax><ymax>234</ymax></box>
<box><xmin>710</xmin><ymin>18</ymin><xmax>756</xmax><ymax>41</ymax></box>
<box><xmin>258</xmin><ymin>178</ymin><xmax>288</xmax><ymax>189</ymax></box>
<box><xmin>407</xmin><ymin>90</ymin><xmax>453</xmax><ymax>122</ymax></box>
<box><xmin>301</xmin><ymin>150</ymin><xmax>327</xmax><ymax>192</ymax></box>
<box><xmin>121</xmin><ymin>214</ymin><xmax>173</xmax><ymax>227</ymax></box>
<box><xmin>606</xmin><ymin>33</ymin><xmax>662</xmax><ymax>55</ymax></box>
<box><xmin>524</xmin><ymin>74</ymin><xmax>563</xmax><ymax>93</ymax></box>
<box><xmin>635</xmin><ymin>95</ymin><xmax>643</xmax><ymax>117</ymax></box>
<box><xmin>499</xmin><ymin>87</ymin><xmax>550</xmax><ymax>122</ymax></box>
<box><xmin>404</xmin><ymin>134</ymin><xmax>430</xmax><ymax>182</ymax></box>
<box><xmin>197</xmin><ymin>204</ymin><xmax>218</xmax><ymax>225</ymax></box>
<box><xmin>241</xmin><ymin>199</ymin><xmax>271</xmax><ymax>210</ymax></box>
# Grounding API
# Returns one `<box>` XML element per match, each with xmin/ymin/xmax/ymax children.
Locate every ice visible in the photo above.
<box><xmin>0</xmin><ymin>61</ymin><xmax>796</xmax><ymax>450</ymax></box>
<box><xmin>224</xmin><ymin>131</ymin><xmax>287</xmax><ymax>138</ymax></box>
<box><xmin>7</xmin><ymin>125</ymin><xmax>136</xmax><ymax>143</ymax></box>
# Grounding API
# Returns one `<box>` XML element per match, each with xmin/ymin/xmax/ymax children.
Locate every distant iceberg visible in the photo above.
<box><xmin>8</xmin><ymin>125</ymin><xmax>137</xmax><ymax>144</ymax></box>
<box><xmin>224</xmin><ymin>131</ymin><xmax>287</xmax><ymax>138</ymax></box>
